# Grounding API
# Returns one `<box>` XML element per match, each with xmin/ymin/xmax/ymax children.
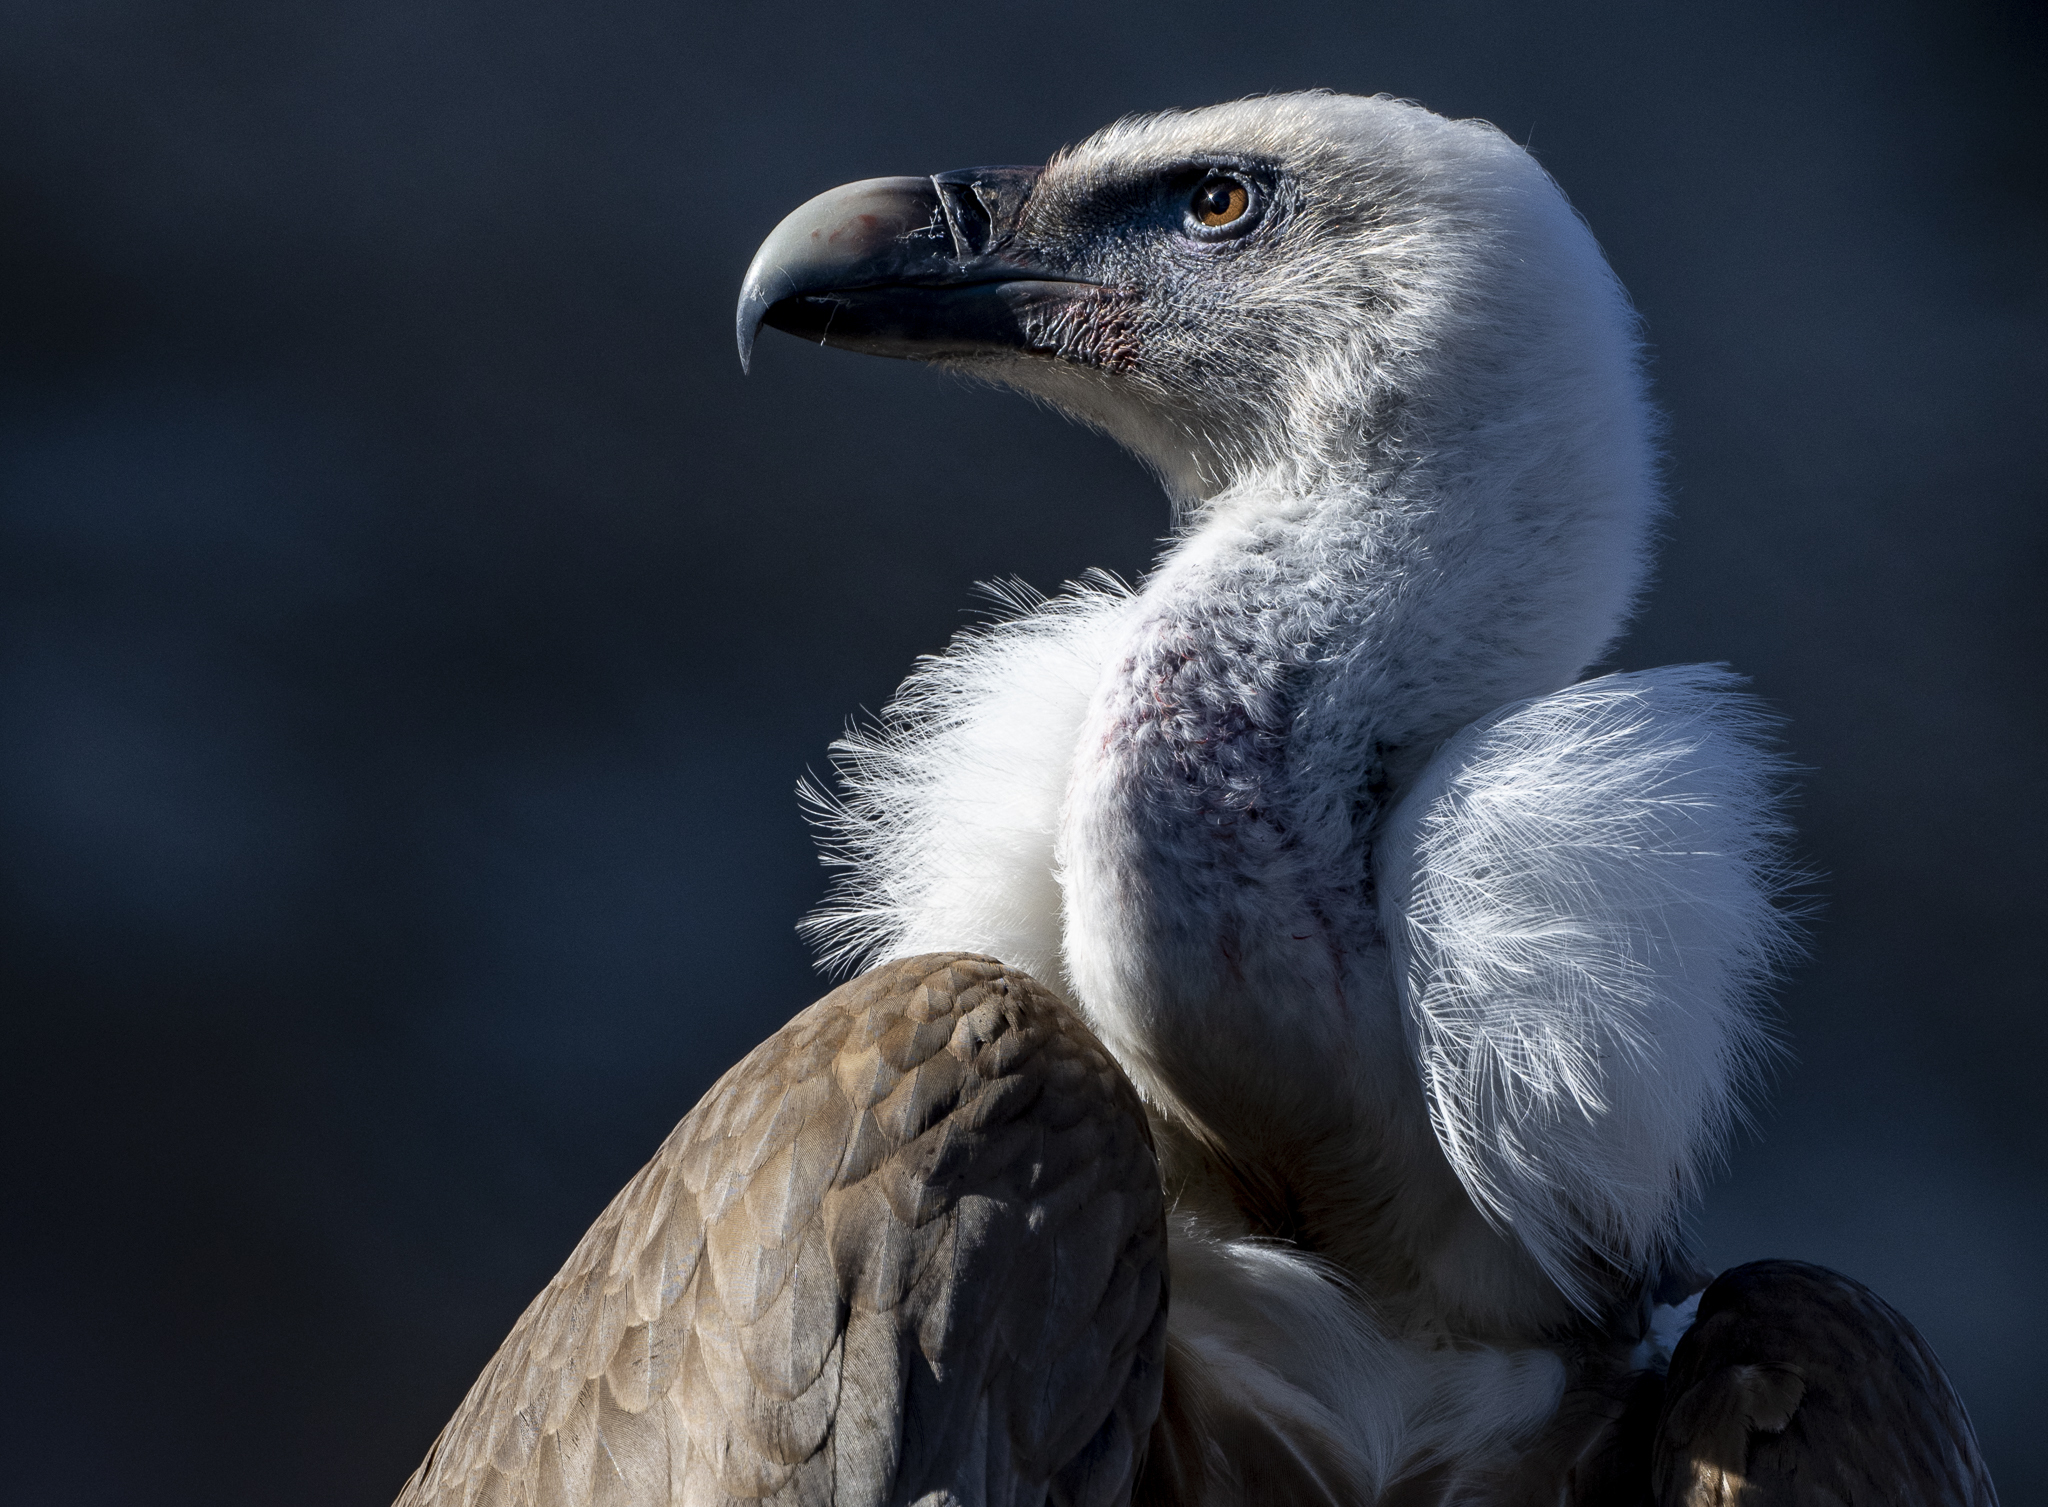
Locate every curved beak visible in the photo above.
<box><xmin>736</xmin><ymin>167</ymin><xmax>1102</xmax><ymax>371</ymax></box>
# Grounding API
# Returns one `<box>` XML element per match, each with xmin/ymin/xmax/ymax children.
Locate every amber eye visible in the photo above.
<box><xmin>1190</xmin><ymin>176</ymin><xmax>1250</xmax><ymax>229</ymax></box>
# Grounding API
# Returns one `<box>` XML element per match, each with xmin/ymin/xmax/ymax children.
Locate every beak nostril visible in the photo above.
<box><xmin>932</xmin><ymin>175</ymin><xmax>993</xmax><ymax>258</ymax></box>
<box><xmin>930</xmin><ymin>166</ymin><xmax>1042</xmax><ymax>258</ymax></box>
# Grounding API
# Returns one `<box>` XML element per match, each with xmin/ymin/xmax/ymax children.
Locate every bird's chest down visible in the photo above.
<box><xmin>1054</xmin><ymin>629</ymin><xmax>1424</xmax><ymax>1219</ymax></box>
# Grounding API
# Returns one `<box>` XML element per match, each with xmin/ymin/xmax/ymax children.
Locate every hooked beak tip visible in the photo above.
<box><xmin>736</xmin><ymin>297</ymin><xmax>762</xmax><ymax>374</ymax></box>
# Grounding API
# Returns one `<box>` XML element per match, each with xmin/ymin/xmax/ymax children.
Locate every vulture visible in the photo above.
<box><xmin>395</xmin><ymin>93</ymin><xmax>1997</xmax><ymax>1506</ymax></box>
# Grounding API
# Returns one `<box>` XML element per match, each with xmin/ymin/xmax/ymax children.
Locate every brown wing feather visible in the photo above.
<box><xmin>393</xmin><ymin>953</ymin><xmax>1169</xmax><ymax>1507</ymax></box>
<box><xmin>1654</xmin><ymin>1259</ymin><xmax>1998</xmax><ymax>1506</ymax></box>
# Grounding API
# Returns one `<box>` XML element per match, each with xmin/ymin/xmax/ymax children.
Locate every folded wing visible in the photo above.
<box><xmin>1655</xmin><ymin>1260</ymin><xmax>1997</xmax><ymax>1506</ymax></box>
<box><xmin>393</xmin><ymin>953</ymin><xmax>1168</xmax><ymax>1507</ymax></box>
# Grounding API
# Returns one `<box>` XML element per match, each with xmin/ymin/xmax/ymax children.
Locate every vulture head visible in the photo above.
<box><xmin>739</xmin><ymin>91</ymin><xmax>1658</xmax><ymax>728</ymax></box>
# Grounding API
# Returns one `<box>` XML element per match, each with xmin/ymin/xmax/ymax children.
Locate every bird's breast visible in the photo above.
<box><xmin>1056</xmin><ymin>603</ymin><xmax>1411</xmax><ymax>1171</ymax></box>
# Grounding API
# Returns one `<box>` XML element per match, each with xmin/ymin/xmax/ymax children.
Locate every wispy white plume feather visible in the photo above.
<box><xmin>800</xmin><ymin>574</ymin><xmax>1131</xmax><ymax>993</ymax></box>
<box><xmin>1376</xmin><ymin>666</ymin><xmax>1800</xmax><ymax>1306</ymax></box>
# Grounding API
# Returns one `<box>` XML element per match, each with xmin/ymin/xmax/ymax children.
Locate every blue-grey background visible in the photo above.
<box><xmin>2</xmin><ymin>1</ymin><xmax>2041</xmax><ymax>1501</ymax></box>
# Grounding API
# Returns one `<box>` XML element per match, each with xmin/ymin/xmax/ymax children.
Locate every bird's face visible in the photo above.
<box><xmin>739</xmin><ymin>95</ymin><xmax>1511</xmax><ymax>502</ymax></box>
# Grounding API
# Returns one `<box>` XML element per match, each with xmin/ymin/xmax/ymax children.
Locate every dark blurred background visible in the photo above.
<box><xmin>1</xmin><ymin>0</ymin><xmax>2041</xmax><ymax>1500</ymax></box>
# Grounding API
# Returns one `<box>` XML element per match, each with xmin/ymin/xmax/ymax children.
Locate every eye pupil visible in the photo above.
<box><xmin>1191</xmin><ymin>177</ymin><xmax>1250</xmax><ymax>229</ymax></box>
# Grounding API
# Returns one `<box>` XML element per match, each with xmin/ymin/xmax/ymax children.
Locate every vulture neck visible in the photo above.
<box><xmin>1115</xmin><ymin>328</ymin><xmax>1647</xmax><ymax>760</ymax></box>
<box><xmin>1059</xmin><ymin>421</ymin><xmax>1633</xmax><ymax>1331</ymax></box>
<box><xmin>1146</xmin><ymin>432</ymin><xmax>1610</xmax><ymax>765</ymax></box>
